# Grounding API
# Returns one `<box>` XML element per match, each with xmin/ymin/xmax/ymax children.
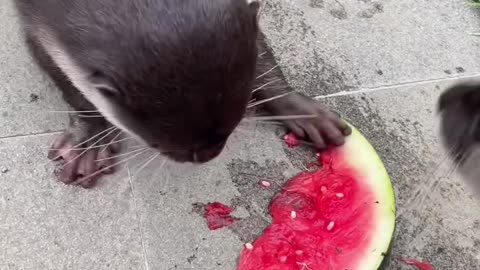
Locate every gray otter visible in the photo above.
<box><xmin>438</xmin><ymin>81</ymin><xmax>480</xmax><ymax>186</ymax></box>
<box><xmin>14</xmin><ymin>0</ymin><xmax>351</xmax><ymax>188</ymax></box>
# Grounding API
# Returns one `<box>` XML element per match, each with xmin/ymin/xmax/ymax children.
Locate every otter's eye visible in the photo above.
<box><xmin>90</xmin><ymin>70</ymin><xmax>121</xmax><ymax>98</ymax></box>
<box><xmin>97</xmin><ymin>87</ymin><xmax>117</xmax><ymax>98</ymax></box>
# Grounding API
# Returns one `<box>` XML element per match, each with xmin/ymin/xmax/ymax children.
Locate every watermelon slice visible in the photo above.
<box><xmin>238</xmin><ymin>123</ymin><xmax>396</xmax><ymax>270</ymax></box>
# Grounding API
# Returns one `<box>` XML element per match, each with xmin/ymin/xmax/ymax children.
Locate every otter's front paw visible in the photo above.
<box><xmin>48</xmin><ymin>118</ymin><xmax>120</xmax><ymax>188</ymax></box>
<box><xmin>267</xmin><ymin>93</ymin><xmax>351</xmax><ymax>149</ymax></box>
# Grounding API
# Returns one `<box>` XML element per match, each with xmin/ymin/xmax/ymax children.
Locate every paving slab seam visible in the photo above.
<box><xmin>127</xmin><ymin>166</ymin><xmax>151</xmax><ymax>270</ymax></box>
<box><xmin>0</xmin><ymin>130</ymin><xmax>63</xmax><ymax>141</ymax></box>
<box><xmin>315</xmin><ymin>72</ymin><xmax>480</xmax><ymax>100</ymax></box>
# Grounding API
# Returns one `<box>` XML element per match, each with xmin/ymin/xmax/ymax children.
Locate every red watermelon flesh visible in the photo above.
<box><xmin>399</xmin><ymin>258</ymin><xmax>434</xmax><ymax>270</ymax></box>
<box><xmin>205</xmin><ymin>202</ymin><xmax>236</xmax><ymax>230</ymax></box>
<box><xmin>238</xmin><ymin>125</ymin><xmax>396</xmax><ymax>270</ymax></box>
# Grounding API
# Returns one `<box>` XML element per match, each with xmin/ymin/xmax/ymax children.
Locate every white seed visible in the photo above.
<box><xmin>291</xmin><ymin>211</ymin><xmax>297</xmax><ymax>219</ymax></box>
<box><xmin>336</xmin><ymin>193</ymin><xmax>344</xmax><ymax>198</ymax></box>
<box><xmin>245</xmin><ymin>243</ymin><xmax>254</xmax><ymax>250</ymax></box>
<box><xmin>295</xmin><ymin>250</ymin><xmax>304</xmax><ymax>256</ymax></box>
<box><xmin>261</xmin><ymin>180</ymin><xmax>271</xmax><ymax>187</ymax></box>
<box><xmin>316</xmin><ymin>153</ymin><xmax>320</xmax><ymax>157</ymax></box>
<box><xmin>297</xmin><ymin>262</ymin><xmax>310</xmax><ymax>270</ymax></box>
<box><xmin>321</xmin><ymin>186</ymin><xmax>327</xmax><ymax>193</ymax></box>
<box><xmin>327</xmin><ymin>221</ymin><xmax>335</xmax><ymax>231</ymax></box>
<box><xmin>280</xmin><ymin>256</ymin><xmax>287</xmax><ymax>263</ymax></box>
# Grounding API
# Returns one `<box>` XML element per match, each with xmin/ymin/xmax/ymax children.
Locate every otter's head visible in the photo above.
<box><xmin>42</xmin><ymin>0</ymin><xmax>262</xmax><ymax>163</ymax></box>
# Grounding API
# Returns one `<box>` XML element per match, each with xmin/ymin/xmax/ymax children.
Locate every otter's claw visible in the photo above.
<box><xmin>267</xmin><ymin>93</ymin><xmax>351</xmax><ymax>149</ymax></box>
<box><xmin>48</xmin><ymin>119</ymin><xmax>120</xmax><ymax>188</ymax></box>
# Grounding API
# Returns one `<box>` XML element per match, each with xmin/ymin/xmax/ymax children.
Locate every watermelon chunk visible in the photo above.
<box><xmin>238</xmin><ymin>123</ymin><xmax>396</xmax><ymax>270</ymax></box>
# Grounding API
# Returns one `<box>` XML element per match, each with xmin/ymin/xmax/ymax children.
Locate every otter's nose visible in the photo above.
<box><xmin>193</xmin><ymin>140</ymin><xmax>227</xmax><ymax>163</ymax></box>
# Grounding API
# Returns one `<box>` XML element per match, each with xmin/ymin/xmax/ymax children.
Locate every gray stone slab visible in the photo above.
<box><xmin>260</xmin><ymin>0</ymin><xmax>480</xmax><ymax>94</ymax></box>
<box><xmin>0</xmin><ymin>1</ymin><xmax>70</xmax><ymax>138</ymax></box>
<box><xmin>0</xmin><ymin>134</ymin><xmax>145</xmax><ymax>270</ymax></box>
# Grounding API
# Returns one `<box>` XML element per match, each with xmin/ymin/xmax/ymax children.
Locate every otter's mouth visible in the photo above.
<box><xmin>161</xmin><ymin>141</ymin><xmax>227</xmax><ymax>164</ymax></box>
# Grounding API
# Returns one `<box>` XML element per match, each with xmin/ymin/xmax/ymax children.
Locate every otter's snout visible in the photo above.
<box><xmin>193</xmin><ymin>140</ymin><xmax>227</xmax><ymax>163</ymax></box>
<box><xmin>161</xmin><ymin>138</ymin><xmax>228</xmax><ymax>164</ymax></box>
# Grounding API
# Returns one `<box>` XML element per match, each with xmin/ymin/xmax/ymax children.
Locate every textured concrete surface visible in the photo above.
<box><xmin>1</xmin><ymin>0</ymin><xmax>480</xmax><ymax>269</ymax></box>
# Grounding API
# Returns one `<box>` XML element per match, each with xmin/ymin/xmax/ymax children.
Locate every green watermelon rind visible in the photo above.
<box><xmin>341</xmin><ymin>122</ymin><xmax>397</xmax><ymax>270</ymax></box>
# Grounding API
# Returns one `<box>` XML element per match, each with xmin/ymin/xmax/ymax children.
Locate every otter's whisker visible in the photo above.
<box><xmin>63</xmin><ymin>127</ymin><xmax>119</xmax><ymax>167</ymax></box>
<box><xmin>45</xmin><ymin>126</ymin><xmax>116</xmax><ymax>164</ymax></box>
<box><xmin>49</xmin><ymin>110</ymin><xmax>100</xmax><ymax>113</ymax></box>
<box><xmin>100</xmin><ymin>130</ymin><xmax>123</xmax><ymax>153</ymax></box>
<box><xmin>241</xmin><ymin>118</ymin><xmax>281</xmax><ymax>128</ymax></box>
<box><xmin>78</xmin><ymin>114</ymin><xmax>105</xmax><ymax>118</ymax></box>
<box><xmin>95</xmin><ymin>147</ymin><xmax>147</xmax><ymax>162</ymax></box>
<box><xmin>134</xmin><ymin>153</ymin><xmax>161</xmax><ymax>176</ymax></box>
<box><xmin>277</xmin><ymin>135</ymin><xmax>315</xmax><ymax>147</ymax></box>
<box><xmin>71</xmin><ymin>148</ymin><xmax>149</xmax><ymax>185</ymax></box>
<box><xmin>258</xmin><ymin>51</ymin><xmax>267</xmax><ymax>57</ymax></box>
<box><xmin>446</xmin><ymin>150</ymin><xmax>467</xmax><ymax>179</ymax></box>
<box><xmin>157</xmin><ymin>159</ymin><xmax>170</xmax><ymax>192</ymax></box>
<box><xmin>247</xmin><ymin>92</ymin><xmax>293</xmax><ymax>108</ymax></box>
<box><xmin>252</xmin><ymin>78</ymin><xmax>282</xmax><ymax>93</ymax></box>
<box><xmin>75</xmin><ymin>126</ymin><xmax>116</xmax><ymax>148</ymax></box>
<box><xmin>234</xmin><ymin>126</ymin><xmax>254</xmax><ymax>134</ymax></box>
<box><xmin>404</xmin><ymin>140</ymin><xmax>462</xmax><ymax>214</ymax></box>
<box><xmin>256</xmin><ymin>64</ymin><xmax>279</xmax><ymax>80</ymax></box>
<box><xmin>46</xmin><ymin>137</ymin><xmax>132</xmax><ymax>151</ymax></box>
<box><xmin>245</xmin><ymin>114</ymin><xmax>317</xmax><ymax>121</ymax></box>
<box><xmin>237</xmin><ymin>124</ymin><xmax>316</xmax><ymax>147</ymax></box>
<box><xmin>107</xmin><ymin>137</ymin><xmax>132</xmax><ymax>145</ymax></box>
<box><xmin>437</xmin><ymin>145</ymin><xmax>460</xmax><ymax>173</ymax></box>
<box><xmin>446</xmin><ymin>162</ymin><xmax>461</xmax><ymax>180</ymax></box>
<box><xmin>128</xmin><ymin>144</ymin><xmax>148</xmax><ymax>149</ymax></box>
<box><xmin>292</xmin><ymin>138</ymin><xmax>315</xmax><ymax>147</ymax></box>
<box><xmin>248</xmin><ymin>120</ymin><xmax>284</xmax><ymax>126</ymax></box>
<box><xmin>97</xmin><ymin>136</ymin><xmax>132</xmax><ymax>147</ymax></box>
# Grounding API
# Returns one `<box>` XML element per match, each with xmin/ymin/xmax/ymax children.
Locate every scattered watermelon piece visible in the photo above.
<box><xmin>238</xmin><ymin>123</ymin><xmax>396</xmax><ymax>270</ymax></box>
<box><xmin>261</xmin><ymin>180</ymin><xmax>272</xmax><ymax>188</ymax></box>
<box><xmin>283</xmin><ymin>133</ymin><xmax>300</xmax><ymax>147</ymax></box>
<box><xmin>205</xmin><ymin>202</ymin><xmax>236</xmax><ymax>230</ymax></box>
<box><xmin>399</xmin><ymin>258</ymin><xmax>434</xmax><ymax>270</ymax></box>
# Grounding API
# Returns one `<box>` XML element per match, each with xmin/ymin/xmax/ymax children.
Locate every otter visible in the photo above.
<box><xmin>14</xmin><ymin>0</ymin><xmax>351</xmax><ymax>188</ymax></box>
